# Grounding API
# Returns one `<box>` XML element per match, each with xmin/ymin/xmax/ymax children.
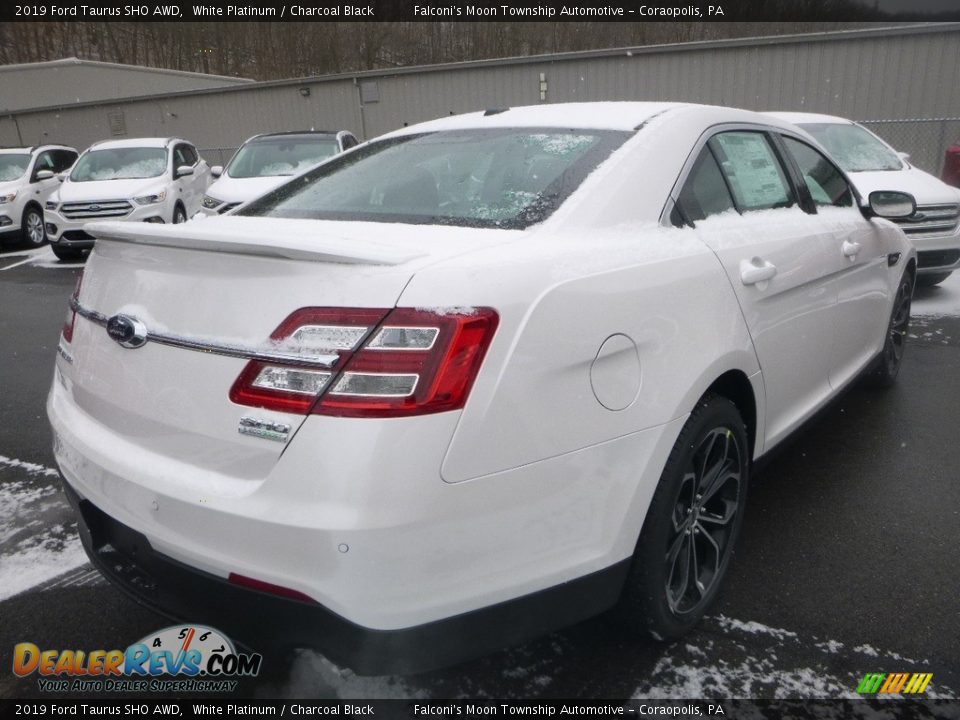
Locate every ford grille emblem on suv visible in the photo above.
<box><xmin>106</xmin><ymin>314</ymin><xmax>148</xmax><ymax>349</ymax></box>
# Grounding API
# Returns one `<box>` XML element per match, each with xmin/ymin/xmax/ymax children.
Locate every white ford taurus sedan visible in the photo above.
<box><xmin>48</xmin><ymin>102</ymin><xmax>916</xmax><ymax>674</ymax></box>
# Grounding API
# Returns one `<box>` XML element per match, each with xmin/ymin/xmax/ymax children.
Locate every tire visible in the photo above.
<box><xmin>51</xmin><ymin>245</ymin><xmax>86</xmax><ymax>262</ymax></box>
<box><xmin>865</xmin><ymin>270</ymin><xmax>914</xmax><ymax>389</ymax></box>
<box><xmin>616</xmin><ymin>393</ymin><xmax>749</xmax><ymax>640</ymax></box>
<box><xmin>22</xmin><ymin>205</ymin><xmax>46</xmax><ymax>247</ymax></box>
<box><xmin>172</xmin><ymin>204</ymin><xmax>187</xmax><ymax>224</ymax></box>
<box><xmin>916</xmin><ymin>271</ymin><xmax>951</xmax><ymax>288</ymax></box>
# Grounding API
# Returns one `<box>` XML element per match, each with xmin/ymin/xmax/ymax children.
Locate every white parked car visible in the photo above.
<box><xmin>0</xmin><ymin>144</ymin><xmax>78</xmax><ymax>247</ymax></box>
<box><xmin>199</xmin><ymin>130</ymin><xmax>359</xmax><ymax>216</ymax></box>
<box><xmin>49</xmin><ymin>103</ymin><xmax>916</xmax><ymax>674</ymax></box>
<box><xmin>44</xmin><ymin>137</ymin><xmax>211</xmax><ymax>261</ymax></box>
<box><xmin>767</xmin><ymin>112</ymin><xmax>960</xmax><ymax>286</ymax></box>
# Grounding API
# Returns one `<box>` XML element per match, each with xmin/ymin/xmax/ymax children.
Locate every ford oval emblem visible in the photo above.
<box><xmin>106</xmin><ymin>314</ymin><xmax>148</xmax><ymax>349</ymax></box>
<box><xmin>88</xmin><ymin>204</ymin><xmax>101</xmax><ymax>212</ymax></box>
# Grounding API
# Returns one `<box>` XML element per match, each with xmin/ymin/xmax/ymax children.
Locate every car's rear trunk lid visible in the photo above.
<box><xmin>59</xmin><ymin>217</ymin><xmax>514</xmax><ymax>489</ymax></box>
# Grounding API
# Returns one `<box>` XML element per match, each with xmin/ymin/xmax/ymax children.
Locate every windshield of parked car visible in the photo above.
<box><xmin>70</xmin><ymin>148</ymin><xmax>167</xmax><ymax>182</ymax></box>
<box><xmin>798</xmin><ymin>123</ymin><xmax>903</xmax><ymax>172</ymax></box>
<box><xmin>0</xmin><ymin>154</ymin><xmax>30</xmax><ymax>182</ymax></box>
<box><xmin>239</xmin><ymin>128</ymin><xmax>630</xmax><ymax>229</ymax></box>
<box><xmin>227</xmin><ymin>138</ymin><xmax>340</xmax><ymax>178</ymax></box>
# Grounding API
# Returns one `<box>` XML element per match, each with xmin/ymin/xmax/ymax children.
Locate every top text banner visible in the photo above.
<box><xmin>6</xmin><ymin>0</ymin><xmax>960</xmax><ymax>23</ymax></box>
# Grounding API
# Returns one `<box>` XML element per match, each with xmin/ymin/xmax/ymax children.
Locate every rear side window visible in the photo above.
<box><xmin>782</xmin><ymin>137</ymin><xmax>853</xmax><ymax>208</ymax></box>
<box><xmin>33</xmin><ymin>151</ymin><xmax>56</xmax><ymax>178</ymax></box>
<box><xmin>672</xmin><ymin>147</ymin><xmax>736</xmax><ymax>226</ymax></box>
<box><xmin>240</xmin><ymin>128</ymin><xmax>631</xmax><ymax>230</ymax></box>
<box><xmin>710</xmin><ymin>132</ymin><xmax>795</xmax><ymax>212</ymax></box>
<box><xmin>175</xmin><ymin>144</ymin><xmax>198</xmax><ymax>167</ymax></box>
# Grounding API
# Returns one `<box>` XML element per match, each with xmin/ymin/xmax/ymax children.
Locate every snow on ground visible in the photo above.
<box><xmin>0</xmin><ymin>245</ymin><xmax>80</xmax><ymax>270</ymax></box>
<box><xmin>0</xmin><ymin>455</ymin><xmax>87</xmax><ymax>602</ymax></box>
<box><xmin>277</xmin><ymin>614</ymin><xmax>955</xmax><ymax>700</ymax></box>
<box><xmin>634</xmin><ymin>616</ymin><xmax>954</xmax><ymax>700</ymax></box>
<box><xmin>911</xmin><ymin>271</ymin><xmax>960</xmax><ymax>317</ymax></box>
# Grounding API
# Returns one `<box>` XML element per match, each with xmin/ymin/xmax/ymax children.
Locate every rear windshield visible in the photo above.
<box><xmin>798</xmin><ymin>123</ymin><xmax>902</xmax><ymax>172</ymax></box>
<box><xmin>0</xmin><ymin>154</ymin><xmax>30</xmax><ymax>182</ymax></box>
<box><xmin>70</xmin><ymin>148</ymin><xmax>167</xmax><ymax>182</ymax></box>
<box><xmin>239</xmin><ymin>128</ymin><xmax>630</xmax><ymax>230</ymax></box>
<box><xmin>227</xmin><ymin>138</ymin><xmax>340</xmax><ymax>178</ymax></box>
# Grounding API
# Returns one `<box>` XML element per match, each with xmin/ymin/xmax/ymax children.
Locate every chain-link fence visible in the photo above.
<box><xmin>198</xmin><ymin>147</ymin><xmax>238</xmax><ymax>168</ymax></box>
<box><xmin>858</xmin><ymin>118</ymin><xmax>960</xmax><ymax>178</ymax></box>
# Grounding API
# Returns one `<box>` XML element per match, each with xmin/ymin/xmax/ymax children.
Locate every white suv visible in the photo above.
<box><xmin>0</xmin><ymin>145</ymin><xmax>78</xmax><ymax>247</ymax></box>
<box><xmin>44</xmin><ymin>137</ymin><xmax>211</xmax><ymax>261</ymax></box>
<box><xmin>767</xmin><ymin>112</ymin><xmax>960</xmax><ymax>286</ymax></box>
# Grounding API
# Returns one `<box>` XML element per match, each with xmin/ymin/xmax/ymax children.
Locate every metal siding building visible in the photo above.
<box><xmin>2</xmin><ymin>24</ymin><xmax>958</xmax><ymax>172</ymax></box>
<box><xmin>0</xmin><ymin>58</ymin><xmax>252</xmax><ymax>114</ymax></box>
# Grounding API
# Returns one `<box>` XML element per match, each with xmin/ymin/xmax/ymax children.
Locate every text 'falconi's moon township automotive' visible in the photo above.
<box><xmin>48</xmin><ymin>102</ymin><xmax>917</xmax><ymax>675</ymax></box>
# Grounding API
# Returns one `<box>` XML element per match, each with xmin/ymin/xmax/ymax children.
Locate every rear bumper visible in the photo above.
<box><xmin>64</xmin><ymin>481</ymin><xmax>630</xmax><ymax>675</ymax></box>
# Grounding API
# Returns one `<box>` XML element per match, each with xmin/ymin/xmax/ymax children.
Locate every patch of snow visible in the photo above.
<box><xmin>912</xmin><ymin>271</ymin><xmax>960</xmax><ymax>317</ymax></box>
<box><xmin>853</xmin><ymin>643</ymin><xmax>880</xmax><ymax>657</ymax></box>
<box><xmin>277</xmin><ymin>651</ymin><xmax>429</xmax><ymax>700</ymax></box>
<box><xmin>714</xmin><ymin>614</ymin><xmax>799</xmax><ymax>640</ymax></box>
<box><xmin>815</xmin><ymin>639</ymin><xmax>845</xmax><ymax>654</ymax></box>
<box><xmin>0</xmin><ymin>454</ymin><xmax>60</xmax><ymax>478</ymax></box>
<box><xmin>0</xmin><ymin>525</ymin><xmax>88</xmax><ymax>602</ymax></box>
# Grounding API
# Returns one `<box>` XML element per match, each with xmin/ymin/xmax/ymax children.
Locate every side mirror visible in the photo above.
<box><xmin>35</xmin><ymin>169</ymin><xmax>55</xmax><ymax>181</ymax></box>
<box><xmin>210</xmin><ymin>165</ymin><xmax>223</xmax><ymax>178</ymax></box>
<box><xmin>175</xmin><ymin>165</ymin><xmax>195</xmax><ymax>178</ymax></box>
<box><xmin>868</xmin><ymin>190</ymin><xmax>916</xmax><ymax>219</ymax></box>
<box><xmin>897</xmin><ymin>151</ymin><xmax>911</xmax><ymax>164</ymax></box>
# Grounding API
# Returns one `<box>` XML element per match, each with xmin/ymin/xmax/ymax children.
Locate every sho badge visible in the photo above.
<box><xmin>106</xmin><ymin>314</ymin><xmax>148</xmax><ymax>349</ymax></box>
<box><xmin>238</xmin><ymin>416</ymin><xmax>291</xmax><ymax>443</ymax></box>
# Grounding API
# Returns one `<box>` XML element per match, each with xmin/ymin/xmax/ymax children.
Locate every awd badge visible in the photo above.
<box><xmin>238</xmin><ymin>416</ymin><xmax>291</xmax><ymax>443</ymax></box>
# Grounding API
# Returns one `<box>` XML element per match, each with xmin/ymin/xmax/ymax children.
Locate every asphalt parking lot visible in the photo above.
<box><xmin>1</xmin><ymin>242</ymin><xmax>958</xmax><ymax>701</ymax></box>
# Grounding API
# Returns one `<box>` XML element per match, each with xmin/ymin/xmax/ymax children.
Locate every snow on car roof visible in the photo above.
<box><xmin>764</xmin><ymin>111</ymin><xmax>855</xmax><ymax>125</ymax></box>
<box><xmin>383</xmin><ymin>102</ymin><xmax>682</xmax><ymax>136</ymax></box>
<box><xmin>89</xmin><ymin>137</ymin><xmax>180</xmax><ymax>150</ymax></box>
<box><xmin>384</xmin><ymin>102</ymin><xmax>802</xmax><ymax>139</ymax></box>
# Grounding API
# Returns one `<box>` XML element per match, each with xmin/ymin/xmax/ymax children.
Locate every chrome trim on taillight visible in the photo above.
<box><xmin>69</xmin><ymin>297</ymin><xmax>341</xmax><ymax>369</ymax></box>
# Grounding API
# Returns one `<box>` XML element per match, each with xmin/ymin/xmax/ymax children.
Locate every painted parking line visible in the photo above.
<box><xmin>0</xmin><ymin>246</ymin><xmax>79</xmax><ymax>270</ymax></box>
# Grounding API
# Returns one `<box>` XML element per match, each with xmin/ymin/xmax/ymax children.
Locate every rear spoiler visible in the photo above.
<box><xmin>85</xmin><ymin>218</ymin><xmax>426</xmax><ymax>266</ymax></box>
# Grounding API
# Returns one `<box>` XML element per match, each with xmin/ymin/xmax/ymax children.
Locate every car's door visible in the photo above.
<box><xmin>173</xmin><ymin>143</ymin><xmax>203</xmax><ymax>215</ymax></box>
<box><xmin>670</xmin><ymin>128</ymin><xmax>841</xmax><ymax>450</ymax></box>
<box><xmin>776</xmin><ymin>134</ymin><xmax>892</xmax><ymax>389</ymax></box>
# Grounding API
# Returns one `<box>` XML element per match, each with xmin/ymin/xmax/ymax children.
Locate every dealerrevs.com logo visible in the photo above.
<box><xmin>13</xmin><ymin>625</ymin><xmax>262</xmax><ymax>693</ymax></box>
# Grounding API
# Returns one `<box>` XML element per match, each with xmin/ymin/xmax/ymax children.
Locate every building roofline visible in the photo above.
<box><xmin>0</xmin><ymin>56</ymin><xmax>253</xmax><ymax>84</ymax></box>
<box><xmin>6</xmin><ymin>22</ymin><xmax>959</xmax><ymax>117</ymax></box>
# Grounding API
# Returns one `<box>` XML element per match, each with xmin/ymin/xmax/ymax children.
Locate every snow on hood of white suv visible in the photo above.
<box><xmin>205</xmin><ymin>175</ymin><xmax>289</xmax><ymax>205</ymax></box>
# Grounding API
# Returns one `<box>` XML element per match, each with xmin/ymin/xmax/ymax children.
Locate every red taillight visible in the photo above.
<box><xmin>230</xmin><ymin>306</ymin><xmax>499</xmax><ymax>418</ymax></box>
<box><xmin>61</xmin><ymin>271</ymin><xmax>83</xmax><ymax>343</ymax></box>
<box><xmin>228</xmin><ymin>573</ymin><xmax>317</xmax><ymax>604</ymax></box>
<box><xmin>229</xmin><ymin>307</ymin><xmax>388</xmax><ymax>414</ymax></box>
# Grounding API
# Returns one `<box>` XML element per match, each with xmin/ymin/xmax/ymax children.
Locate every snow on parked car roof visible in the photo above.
<box><xmin>89</xmin><ymin>137</ymin><xmax>180</xmax><ymax>150</ymax></box>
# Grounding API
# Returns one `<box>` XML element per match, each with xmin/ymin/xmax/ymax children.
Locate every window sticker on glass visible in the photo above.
<box><xmin>712</xmin><ymin>133</ymin><xmax>792</xmax><ymax>211</ymax></box>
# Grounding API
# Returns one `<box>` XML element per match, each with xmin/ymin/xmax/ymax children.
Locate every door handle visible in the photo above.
<box><xmin>842</xmin><ymin>240</ymin><xmax>861</xmax><ymax>258</ymax></box>
<box><xmin>740</xmin><ymin>258</ymin><xmax>778</xmax><ymax>286</ymax></box>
